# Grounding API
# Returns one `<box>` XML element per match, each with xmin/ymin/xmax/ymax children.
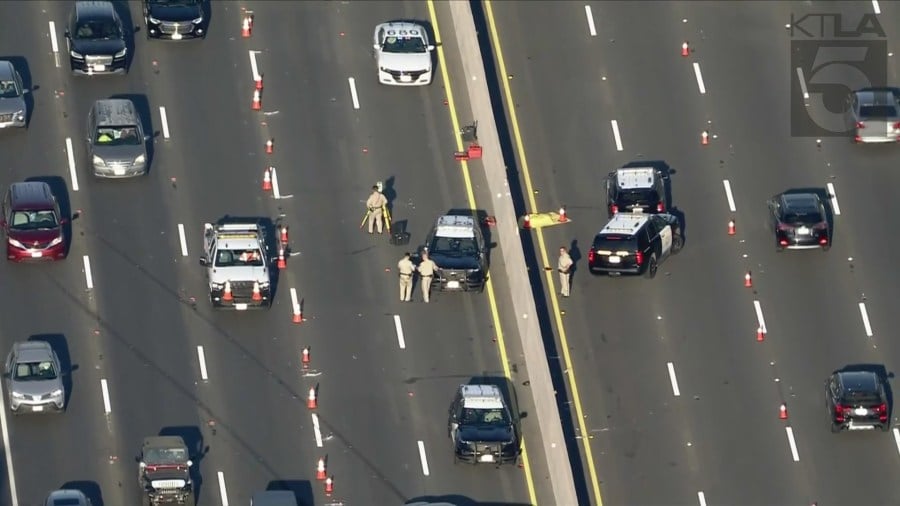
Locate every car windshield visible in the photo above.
<box><xmin>859</xmin><ymin>105</ymin><xmax>898</xmax><ymax>118</ymax></box>
<box><xmin>461</xmin><ymin>407</ymin><xmax>509</xmax><ymax>426</ymax></box>
<box><xmin>95</xmin><ymin>126</ymin><xmax>141</xmax><ymax>146</ymax></box>
<box><xmin>14</xmin><ymin>360</ymin><xmax>57</xmax><ymax>381</ymax></box>
<box><xmin>382</xmin><ymin>35</ymin><xmax>427</xmax><ymax>53</ymax></box>
<box><xmin>429</xmin><ymin>237</ymin><xmax>479</xmax><ymax>257</ymax></box>
<box><xmin>594</xmin><ymin>235</ymin><xmax>638</xmax><ymax>252</ymax></box>
<box><xmin>616</xmin><ymin>190</ymin><xmax>657</xmax><ymax>207</ymax></box>
<box><xmin>144</xmin><ymin>447</ymin><xmax>188</xmax><ymax>464</ymax></box>
<box><xmin>10</xmin><ymin>210</ymin><xmax>58</xmax><ymax>230</ymax></box>
<box><xmin>0</xmin><ymin>80</ymin><xmax>18</xmax><ymax>99</ymax></box>
<box><xmin>73</xmin><ymin>20</ymin><xmax>120</xmax><ymax>40</ymax></box>
<box><xmin>215</xmin><ymin>248</ymin><xmax>264</xmax><ymax>267</ymax></box>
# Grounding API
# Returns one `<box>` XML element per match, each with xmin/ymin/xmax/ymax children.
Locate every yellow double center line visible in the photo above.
<box><xmin>430</xmin><ymin>1</ymin><xmax>606</xmax><ymax>505</ymax></box>
<box><xmin>427</xmin><ymin>1</ymin><xmax>538</xmax><ymax>504</ymax></box>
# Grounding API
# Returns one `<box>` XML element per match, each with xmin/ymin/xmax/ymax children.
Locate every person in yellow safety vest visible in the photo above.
<box><xmin>365</xmin><ymin>185</ymin><xmax>388</xmax><ymax>234</ymax></box>
<box><xmin>97</xmin><ymin>131</ymin><xmax>113</xmax><ymax>143</ymax></box>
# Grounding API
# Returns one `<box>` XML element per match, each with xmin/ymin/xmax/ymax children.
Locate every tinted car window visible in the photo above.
<box><xmin>593</xmin><ymin>234</ymin><xmax>638</xmax><ymax>252</ymax></box>
<box><xmin>860</xmin><ymin>105</ymin><xmax>898</xmax><ymax>117</ymax></box>
<box><xmin>616</xmin><ymin>190</ymin><xmax>658</xmax><ymax>207</ymax></box>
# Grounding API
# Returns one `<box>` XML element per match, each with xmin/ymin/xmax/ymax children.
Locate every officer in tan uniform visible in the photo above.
<box><xmin>558</xmin><ymin>246</ymin><xmax>573</xmax><ymax>297</ymax></box>
<box><xmin>417</xmin><ymin>250</ymin><xmax>438</xmax><ymax>303</ymax></box>
<box><xmin>365</xmin><ymin>186</ymin><xmax>388</xmax><ymax>234</ymax></box>
<box><xmin>397</xmin><ymin>252</ymin><xmax>415</xmax><ymax>302</ymax></box>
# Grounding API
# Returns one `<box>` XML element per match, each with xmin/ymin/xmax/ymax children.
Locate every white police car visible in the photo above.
<box><xmin>372</xmin><ymin>22</ymin><xmax>435</xmax><ymax>86</ymax></box>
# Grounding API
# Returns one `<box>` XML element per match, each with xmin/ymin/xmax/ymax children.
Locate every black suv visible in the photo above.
<box><xmin>768</xmin><ymin>191</ymin><xmax>830</xmax><ymax>251</ymax></box>
<box><xmin>143</xmin><ymin>0</ymin><xmax>206</xmax><ymax>40</ymax></box>
<box><xmin>826</xmin><ymin>370</ymin><xmax>890</xmax><ymax>433</ymax></box>
<box><xmin>606</xmin><ymin>165</ymin><xmax>667</xmax><ymax>217</ymax></box>
<box><xmin>65</xmin><ymin>1</ymin><xmax>127</xmax><ymax>75</ymax></box>
<box><xmin>588</xmin><ymin>213</ymin><xmax>683</xmax><ymax>278</ymax></box>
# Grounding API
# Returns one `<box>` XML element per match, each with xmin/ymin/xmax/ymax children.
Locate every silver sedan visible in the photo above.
<box><xmin>0</xmin><ymin>60</ymin><xmax>27</xmax><ymax>129</ymax></box>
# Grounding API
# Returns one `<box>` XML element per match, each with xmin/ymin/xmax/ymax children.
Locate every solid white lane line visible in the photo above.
<box><xmin>753</xmin><ymin>300</ymin><xmax>768</xmax><ymax>333</ymax></box>
<box><xmin>65</xmin><ymin>138</ymin><xmax>79</xmax><ymax>192</ymax></box>
<box><xmin>417</xmin><ymin>440</ymin><xmax>430</xmax><ymax>476</ymax></box>
<box><xmin>859</xmin><ymin>303</ymin><xmax>874</xmax><ymax>337</ymax></box>
<box><xmin>348</xmin><ymin>77</ymin><xmax>361</xmax><ymax>110</ymax></box>
<box><xmin>873</xmin><ymin>0</ymin><xmax>881</xmax><ymax>15</ymax></box>
<box><xmin>248</xmin><ymin>50</ymin><xmax>261</xmax><ymax>81</ymax></box>
<box><xmin>892</xmin><ymin>428</ymin><xmax>900</xmax><ymax>456</ymax></box>
<box><xmin>796</xmin><ymin>67</ymin><xmax>810</xmax><ymax>100</ymax></box>
<box><xmin>722</xmin><ymin>180</ymin><xmax>736</xmax><ymax>212</ymax></box>
<box><xmin>584</xmin><ymin>5</ymin><xmax>597</xmax><ymax>36</ymax></box>
<box><xmin>100</xmin><ymin>379</ymin><xmax>111</xmax><ymax>414</ymax></box>
<box><xmin>692</xmin><ymin>62</ymin><xmax>706</xmax><ymax>95</ymax></box>
<box><xmin>270</xmin><ymin>166</ymin><xmax>282</xmax><ymax>199</ymax></box>
<box><xmin>178</xmin><ymin>224</ymin><xmax>189</xmax><ymax>257</ymax></box>
<box><xmin>826</xmin><ymin>182</ymin><xmax>841</xmax><ymax>215</ymax></box>
<box><xmin>159</xmin><ymin>106</ymin><xmax>170</xmax><ymax>140</ymax></box>
<box><xmin>217</xmin><ymin>471</ymin><xmax>229</xmax><ymax>506</ymax></box>
<box><xmin>48</xmin><ymin>21</ymin><xmax>59</xmax><ymax>53</ymax></box>
<box><xmin>312</xmin><ymin>413</ymin><xmax>324</xmax><ymax>448</ymax></box>
<box><xmin>666</xmin><ymin>362</ymin><xmax>681</xmax><ymax>397</ymax></box>
<box><xmin>394</xmin><ymin>315</ymin><xmax>406</xmax><ymax>349</ymax></box>
<box><xmin>697</xmin><ymin>491</ymin><xmax>707</xmax><ymax>506</ymax></box>
<box><xmin>290</xmin><ymin>288</ymin><xmax>301</xmax><ymax>316</ymax></box>
<box><xmin>83</xmin><ymin>256</ymin><xmax>94</xmax><ymax>289</ymax></box>
<box><xmin>610</xmin><ymin>120</ymin><xmax>623</xmax><ymax>151</ymax></box>
<box><xmin>197</xmin><ymin>346</ymin><xmax>208</xmax><ymax>381</ymax></box>
<box><xmin>0</xmin><ymin>366</ymin><xmax>20</xmax><ymax>506</ymax></box>
<box><xmin>785</xmin><ymin>427</ymin><xmax>800</xmax><ymax>462</ymax></box>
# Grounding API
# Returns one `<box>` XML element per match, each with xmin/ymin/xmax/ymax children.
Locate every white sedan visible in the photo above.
<box><xmin>373</xmin><ymin>22</ymin><xmax>435</xmax><ymax>86</ymax></box>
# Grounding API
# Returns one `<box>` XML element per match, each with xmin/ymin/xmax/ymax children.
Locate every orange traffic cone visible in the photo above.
<box><xmin>522</xmin><ymin>214</ymin><xmax>531</xmax><ymax>229</ymax></box>
<box><xmin>558</xmin><ymin>206</ymin><xmax>568</xmax><ymax>223</ymax></box>
<box><xmin>301</xmin><ymin>347</ymin><xmax>310</xmax><ymax>366</ymax></box>
<box><xmin>316</xmin><ymin>457</ymin><xmax>327</xmax><ymax>480</ymax></box>
<box><xmin>277</xmin><ymin>248</ymin><xmax>286</xmax><ymax>269</ymax></box>
<box><xmin>292</xmin><ymin>303</ymin><xmax>303</xmax><ymax>324</ymax></box>
<box><xmin>701</xmin><ymin>130</ymin><xmax>709</xmax><ymax>145</ymax></box>
<box><xmin>756</xmin><ymin>327</ymin><xmax>765</xmax><ymax>342</ymax></box>
<box><xmin>222</xmin><ymin>281</ymin><xmax>233</xmax><ymax>302</ymax></box>
<box><xmin>255</xmin><ymin>74</ymin><xmax>264</xmax><ymax>91</ymax></box>
<box><xmin>262</xmin><ymin>167</ymin><xmax>272</xmax><ymax>191</ymax></box>
<box><xmin>744</xmin><ymin>271</ymin><xmax>752</xmax><ymax>288</ymax></box>
<box><xmin>265</xmin><ymin>139</ymin><xmax>274</xmax><ymax>154</ymax></box>
<box><xmin>280</xmin><ymin>225</ymin><xmax>289</xmax><ymax>244</ymax></box>
<box><xmin>779</xmin><ymin>403</ymin><xmax>788</xmax><ymax>420</ymax></box>
<box><xmin>241</xmin><ymin>15</ymin><xmax>252</xmax><ymax>38</ymax></box>
<box><xmin>251</xmin><ymin>281</ymin><xmax>262</xmax><ymax>301</ymax></box>
<box><xmin>307</xmin><ymin>387</ymin><xmax>317</xmax><ymax>409</ymax></box>
<box><xmin>324</xmin><ymin>476</ymin><xmax>333</xmax><ymax>496</ymax></box>
<box><xmin>251</xmin><ymin>90</ymin><xmax>262</xmax><ymax>111</ymax></box>
<box><xmin>728</xmin><ymin>219</ymin><xmax>736</xmax><ymax>236</ymax></box>
<box><xmin>681</xmin><ymin>41</ymin><xmax>689</xmax><ymax>57</ymax></box>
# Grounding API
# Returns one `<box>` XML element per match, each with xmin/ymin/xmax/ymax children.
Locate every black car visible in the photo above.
<box><xmin>768</xmin><ymin>191</ymin><xmax>830</xmax><ymax>251</ymax></box>
<box><xmin>588</xmin><ymin>213</ymin><xmax>683</xmax><ymax>278</ymax></box>
<box><xmin>448</xmin><ymin>384</ymin><xmax>521</xmax><ymax>466</ymax></box>
<box><xmin>826</xmin><ymin>370</ymin><xmax>890</xmax><ymax>433</ymax></box>
<box><xmin>144</xmin><ymin>0</ymin><xmax>205</xmax><ymax>40</ymax></box>
<box><xmin>606</xmin><ymin>166</ymin><xmax>667</xmax><ymax>218</ymax></box>
<box><xmin>65</xmin><ymin>1</ymin><xmax>127</xmax><ymax>75</ymax></box>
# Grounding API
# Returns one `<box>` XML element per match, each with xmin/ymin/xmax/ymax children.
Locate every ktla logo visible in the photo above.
<box><xmin>790</xmin><ymin>12</ymin><xmax>887</xmax><ymax>137</ymax></box>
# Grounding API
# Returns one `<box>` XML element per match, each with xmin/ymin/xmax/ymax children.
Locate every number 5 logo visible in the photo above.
<box><xmin>805</xmin><ymin>45</ymin><xmax>876</xmax><ymax>133</ymax></box>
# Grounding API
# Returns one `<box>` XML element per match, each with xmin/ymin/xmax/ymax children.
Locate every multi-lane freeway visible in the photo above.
<box><xmin>482</xmin><ymin>0</ymin><xmax>900</xmax><ymax>505</ymax></box>
<box><xmin>0</xmin><ymin>1</ymin><xmax>548</xmax><ymax>505</ymax></box>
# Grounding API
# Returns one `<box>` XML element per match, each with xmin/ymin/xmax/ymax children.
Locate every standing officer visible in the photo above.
<box><xmin>397</xmin><ymin>252</ymin><xmax>415</xmax><ymax>302</ymax></box>
<box><xmin>366</xmin><ymin>185</ymin><xmax>388</xmax><ymax>234</ymax></box>
<box><xmin>558</xmin><ymin>246</ymin><xmax>573</xmax><ymax>297</ymax></box>
<box><xmin>417</xmin><ymin>250</ymin><xmax>438</xmax><ymax>303</ymax></box>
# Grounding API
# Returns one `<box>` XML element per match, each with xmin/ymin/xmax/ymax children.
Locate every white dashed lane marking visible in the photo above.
<box><xmin>859</xmin><ymin>302</ymin><xmax>874</xmax><ymax>337</ymax></box>
<box><xmin>722</xmin><ymin>180</ymin><xmax>736</xmax><ymax>212</ymax></box>
<box><xmin>666</xmin><ymin>362</ymin><xmax>680</xmax><ymax>397</ymax></box>
<box><xmin>178</xmin><ymin>224</ymin><xmax>189</xmax><ymax>257</ymax></box>
<box><xmin>48</xmin><ymin>21</ymin><xmax>59</xmax><ymax>53</ymax></box>
<box><xmin>217</xmin><ymin>471</ymin><xmax>230</xmax><ymax>506</ymax></box>
<box><xmin>796</xmin><ymin>67</ymin><xmax>810</xmax><ymax>100</ymax></box>
<box><xmin>610</xmin><ymin>120</ymin><xmax>623</xmax><ymax>151</ymax></box>
<box><xmin>692</xmin><ymin>62</ymin><xmax>706</xmax><ymax>95</ymax></box>
<box><xmin>159</xmin><ymin>106</ymin><xmax>170</xmax><ymax>140</ymax></box>
<box><xmin>83</xmin><ymin>256</ymin><xmax>94</xmax><ymax>289</ymax></box>
<box><xmin>892</xmin><ymin>427</ymin><xmax>900</xmax><ymax>456</ymax></box>
<box><xmin>197</xmin><ymin>346</ymin><xmax>208</xmax><ymax>381</ymax></box>
<box><xmin>584</xmin><ymin>5</ymin><xmax>597</xmax><ymax>37</ymax></box>
<box><xmin>417</xmin><ymin>440</ymin><xmax>430</xmax><ymax>476</ymax></box>
<box><xmin>65</xmin><ymin>138</ymin><xmax>79</xmax><ymax>192</ymax></box>
<box><xmin>348</xmin><ymin>77</ymin><xmax>361</xmax><ymax>110</ymax></box>
<box><xmin>873</xmin><ymin>0</ymin><xmax>881</xmax><ymax>15</ymax></box>
<box><xmin>100</xmin><ymin>379</ymin><xmax>112</xmax><ymax>414</ymax></box>
<box><xmin>312</xmin><ymin>413</ymin><xmax>324</xmax><ymax>448</ymax></box>
<box><xmin>785</xmin><ymin>427</ymin><xmax>800</xmax><ymax>462</ymax></box>
<box><xmin>826</xmin><ymin>182</ymin><xmax>841</xmax><ymax>215</ymax></box>
<box><xmin>697</xmin><ymin>491</ymin><xmax>707</xmax><ymax>506</ymax></box>
<box><xmin>394</xmin><ymin>315</ymin><xmax>406</xmax><ymax>349</ymax></box>
<box><xmin>753</xmin><ymin>300</ymin><xmax>767</xmax><ymax>333</ymax></box>
<box><xmin>248</xmin><ymin>50</ymin><xmax>261</xmax><ymax>82</ymax></box>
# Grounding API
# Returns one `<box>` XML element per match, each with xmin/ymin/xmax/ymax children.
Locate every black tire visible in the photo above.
<box><xmin>644</xmin><ymin>254</ymin><xmax>658</xmax><ymax>279</ymax></box>
<box><xmin>830</xmin><ymin>422</ymin><xmax>842</xmax><ymax>433</ymax></box>
<box><xmin>671</xmin><ymin>233</ymin><xmax>684</xmax><ymax>254</ymax></box>
<box><xmin>821</xmin><ymin>244</ymin><xmax>831</xmax><ymax>252</ymax></box>
<box><xmin>881</xmin><ymin>423</ymin><xmax>891</xmax><ymax>433</ymax></box>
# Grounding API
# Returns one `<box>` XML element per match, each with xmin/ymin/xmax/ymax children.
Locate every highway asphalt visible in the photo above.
<box><xmin>0</xmin><ymin>1</ymin><xmax>539</xmax><ymax>505</ymax></box>
<box><xmin>486</xmin><ymin>1</ymin><xmax>900</xmax><ymax>505</ymax></box>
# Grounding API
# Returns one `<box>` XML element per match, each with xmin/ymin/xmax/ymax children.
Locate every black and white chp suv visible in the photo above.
<box><xmin>448</xmin><ymin>384</ymin><xmax>521</xmax><ymax>466</ymax></box>
<box><xmin>421</xmin><ymin>215</ymin><xmax>487</xmax><ymax>292</ymax></box>
<box><xmin>605</xmin><ymin>165</ymin><xmax>667</xmax><ymax>217</ymax></box>
<box><xmin>588</xmin><ymin>213</ymin><xmax>683</xmax><ymax>278</ymax></box>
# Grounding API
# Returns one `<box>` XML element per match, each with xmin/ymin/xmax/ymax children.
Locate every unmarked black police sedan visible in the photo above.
<box><xmin>767</xmin><ymin>191</ymin><xmax>830</xmax><ymax>252</ymax></box>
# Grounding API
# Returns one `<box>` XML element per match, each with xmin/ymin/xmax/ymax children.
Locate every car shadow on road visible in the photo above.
<box><xmin>407</xmin><ymin>496</ymin><xmax>532</xmax><ymax>506</ymax></box>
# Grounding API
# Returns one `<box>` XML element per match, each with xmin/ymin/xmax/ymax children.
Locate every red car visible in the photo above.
<box><xmin>1</xmin><ymin>182</ymin><xmax>68</xmax><ymax>261</ymax></box>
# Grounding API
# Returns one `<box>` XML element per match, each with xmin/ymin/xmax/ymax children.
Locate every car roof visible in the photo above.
<box><xmin>0</xmin><ymin>60</ymin><xmax>15</xmax><ymax>80</ymax></box>
<box><xmin>8</xmin><ymin>182</ymin><xmax>55</xmax><ymax>210</ymax></box>
<box><xmin>434</xmin><ymin>215</ymin><xmax>476</xmax><ymax>238</ymax></box>
<box><xmin>837</xmin><ymin>370</ymin><xmax>881</xmax><ymax>393</ymax></box>
<box><xmin>377</xmin><ymin>22</ymin><xmax>427</xmax><ymax>37</ymax></box>
<box><xmin>459</xmin><ymin>384</ymin><xmax>505</xmax><ymax>409</ymax></box>
<box><xmin>855</xmin><ymin>88</ymin><xmax>897</xmax><ymax>106</ymax></box>
<box><xmin>13</xmin><ymin>341</ymin><xmax>55</xmax><ymax>362</ymax></box>
<box><xmin>143</xmin><ymin>435</ymin><xmax>188</xmax><ymax>450</ymax></box>
<box><xmin>92</xmin><ymin>99</ymin><xmax>138</xmax><ymax>127</ymax></box>
<box><xmin>46</xmin><ymin>489</ymin><xmax>89</xmax><ymax>505</ymax></box>
<box><xmin>614</xmin><ymin>167</ymin><xmax>656</xmax><ymax>190</ymax></box>
<box><xmin>74</xmin><ymin>1</ymin><xmax>116</xmax><ymax>19</ymax></box>
<box><xmin>599</xmin><ymin>213</ymin><xmax>649</xmax><ymax>236</ymax></box>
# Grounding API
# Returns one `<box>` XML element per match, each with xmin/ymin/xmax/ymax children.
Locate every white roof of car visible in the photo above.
<box><xmin>377</xmin><ymin>22</ymin><xmax>426</xmax><ymax>38</ymax></box>
<box><xmin>460</xmin><ymin>384</ymin><xmax>505</xmax><ymax>409</ymax></box>
<box><xmin>615</xmin><ymin>167</ymin><xmax>656</xmax><ymax>190</ymax></box>
<box><xmin>434</xmin><ymin>215</ymin><xmax>476</xmax><ymax>239</ymax></box>
<box><xmin>600</xmin><ymin>213</ymin><xmax>649</xmax><ymax>235</ymax></box>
